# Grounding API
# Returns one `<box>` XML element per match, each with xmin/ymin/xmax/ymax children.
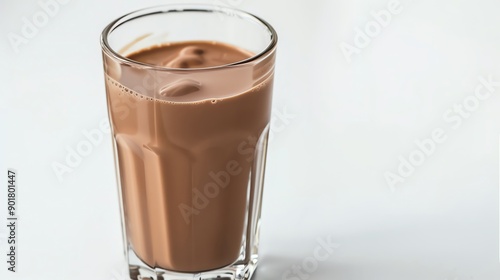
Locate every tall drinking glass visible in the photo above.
<box><xmin>100</xmin><ymin>4</ymin><xmax>277</xmax><ymax>280</ymax></box>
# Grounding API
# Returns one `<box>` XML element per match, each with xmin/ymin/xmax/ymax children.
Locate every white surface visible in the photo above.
<box><xmin>1</xmin><ymin>0</ymin><xmax>500</xmax><ymax>279</ymax></box>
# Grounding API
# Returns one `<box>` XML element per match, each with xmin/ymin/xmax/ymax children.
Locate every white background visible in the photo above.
<box><xmin>1</xmin><ymin>0</ymin><xmax>500</xmax><ymax>279</ymax></box>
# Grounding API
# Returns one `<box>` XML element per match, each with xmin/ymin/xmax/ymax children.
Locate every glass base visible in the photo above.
<box><xmin>127</xmin><ymin>249</ymin><xmax>259</xmax><ymax>280</ymax></box>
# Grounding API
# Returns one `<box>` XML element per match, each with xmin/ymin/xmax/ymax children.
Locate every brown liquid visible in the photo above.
<box><xmin>105</xmin><ymin>41</ymin><xmax>274</xmax><ymax>272</ymax></box>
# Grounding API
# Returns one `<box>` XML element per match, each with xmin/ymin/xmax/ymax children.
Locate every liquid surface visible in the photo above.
<box><xmin>105</xmin><ymin>41</ymin><xmax>274</xmax><ymax>272</ymax></box>
<box><xmin>128</xmin><ymin>41</ymin><xmax>253</xmax><ymax>69</ymax></box>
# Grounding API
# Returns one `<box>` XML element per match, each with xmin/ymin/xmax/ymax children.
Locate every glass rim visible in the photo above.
<box><xmin>100</xmin><ymin>4</ymin><xmax>278</xmax><ymax>72</ymax></box>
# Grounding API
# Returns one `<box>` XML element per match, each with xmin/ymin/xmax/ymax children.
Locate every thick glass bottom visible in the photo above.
<box><xmin>127</xmin><ymin>249</ymin><xmax>259</xmax><ymax>280</ymax></box>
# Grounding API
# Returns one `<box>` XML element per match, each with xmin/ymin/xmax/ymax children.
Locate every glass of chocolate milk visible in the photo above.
<box><xmin>100</xmin><ymin>5</ymin><xmax>277</xmax><ymax>280</ymax></box>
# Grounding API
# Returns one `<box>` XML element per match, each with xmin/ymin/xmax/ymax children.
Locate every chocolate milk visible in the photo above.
<box><xmin>104</xmin><ymin>41</ymin><xmax>274</xmax><ymax>272</ymax></box>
